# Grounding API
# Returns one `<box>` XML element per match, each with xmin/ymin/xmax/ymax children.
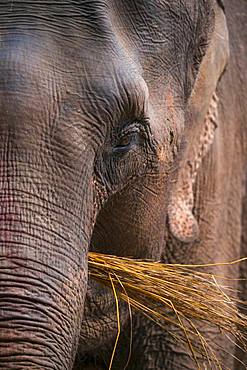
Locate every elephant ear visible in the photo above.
<box><xmin>168</xmin><ymin>4</ymin><xmax>229</xmax><ymax>243</ymax></box>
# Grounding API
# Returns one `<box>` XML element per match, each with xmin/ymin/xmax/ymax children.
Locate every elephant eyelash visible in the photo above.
<box><xmin>122</xmin><ymin>115</ymin><xmax>150</xmax><ymax>132</ymax></box>
<box><xmin>112</xmin><ymin>116</ymin><xmax>153</xmax><ymax>154</ymax></box>
<box><xmin>115</xmin><ymin>115</ymin><xmax>151</xmax><ymax>142</ymax></box>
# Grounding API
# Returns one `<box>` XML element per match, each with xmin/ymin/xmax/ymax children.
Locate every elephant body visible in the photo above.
<box><xmin>0</xmin><ymin>1</ymin><xmax>246</xmax><ymax>369</ymax></box>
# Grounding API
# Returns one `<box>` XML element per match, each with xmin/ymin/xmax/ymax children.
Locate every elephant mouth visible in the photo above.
<box><xmin>80</xmin><ymin>278</ymin><xmax>129</xmax><ymax>354</ymax></box>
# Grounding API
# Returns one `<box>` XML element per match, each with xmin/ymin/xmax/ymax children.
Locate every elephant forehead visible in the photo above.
<box><xmin>0</xmin><ymin>1</ymin><xmax>215</xmax><ymax>65</ymax></box>
<box><xmin>0</xmin><ymin>1</ymin><xmax>215</xmax><ymax>94</ymax></box>
<box><xmin>0</xmin><ymin>33</ymin><xmax>61</xmax><ymax>97</ymax></box>
<box><xmin>0</xmin><ymin>0</ymin><xmax>215</xmax><ymax>137</ymax></box>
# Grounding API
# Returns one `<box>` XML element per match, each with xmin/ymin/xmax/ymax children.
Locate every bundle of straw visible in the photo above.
<box><xmin>88</xmin><ymin>253</ymin><xmax>247</xmax><ymax>369</ymax></box>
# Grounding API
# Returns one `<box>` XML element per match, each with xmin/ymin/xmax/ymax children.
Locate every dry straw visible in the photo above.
<box><xmin>88</xmin><ymin>253</ymin><xmax>247</xmax><ymax>369</ymax></box>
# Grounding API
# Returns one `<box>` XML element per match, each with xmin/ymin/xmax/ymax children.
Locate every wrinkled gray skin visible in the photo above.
<box><xmin>0</xmin><ymin>0</ymin><xmax>246</xmax><ymax>369</ymax></box>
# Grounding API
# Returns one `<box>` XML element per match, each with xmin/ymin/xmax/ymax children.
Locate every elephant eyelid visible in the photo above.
<box><xmin>120</xmin><ymin>115</ymin><xmax>150</xmax><ymax>133</ymax></box>
<box><xmin>112</xmin><ymin>117</ymin><xmax>151</xmax><ymax>154</ymax></box>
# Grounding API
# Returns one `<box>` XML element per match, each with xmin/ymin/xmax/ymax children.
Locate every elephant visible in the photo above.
<box><xmin>0</xmin><ymin>0</ymin><xmax>246</xmax><ymax>369</ymax></box>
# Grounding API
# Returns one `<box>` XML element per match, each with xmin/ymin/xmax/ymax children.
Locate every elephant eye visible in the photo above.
<box><xmin>112</xmin><ymin>130</ymin><xmax>141</xmax><ymax>155</ymax></box>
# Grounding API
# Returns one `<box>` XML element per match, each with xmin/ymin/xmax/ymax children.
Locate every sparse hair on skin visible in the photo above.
<box><xmin>89</xmin><ymin>253</ymin><xmax>247</xmax><ymax>369</ymax></box>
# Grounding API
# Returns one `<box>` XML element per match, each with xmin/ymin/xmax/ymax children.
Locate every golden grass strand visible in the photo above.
<box><xmin>171</xmin><ymin>256</ymin><xmax>247</xmax><ymax>268</ymax></box>
<box><xmin>169</xmin><ymin>299</ymin><xmax>201</xmax><ymax>369</ymax></box>
<box><xmin>108</xmin><ymin>273</ymin><xmax>121</xmax><ymax>370</ymax></box>
<box><xmin>88</xmin><ymin>252</ymin><xmax>247</xmax><ymax>369</ymax></box>
<box><xmin>114</xmin><ymin>274</ymin><xmax>133</xmax><ymax>370</ymax></box>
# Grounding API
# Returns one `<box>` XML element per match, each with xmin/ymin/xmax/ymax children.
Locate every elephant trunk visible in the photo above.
<box><xmin>0</xmin><ymin>257</ymin><xmax>85</xmax><ymax>369</ymax></box>
<box><xmin>0</xmin><ymin>156</ymin><xmax>93</xmax><ymax>369</ymax></box>
<box><xmin>0</xmin><ymin>37</ymin><xmax>97</xmax><ymax>368</ymax></box>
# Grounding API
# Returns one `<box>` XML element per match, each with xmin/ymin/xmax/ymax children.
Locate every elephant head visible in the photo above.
<box><xmin>0</xmin><ymin>1</ymin><xmax>230</xmax><ymax>369</ymax></box>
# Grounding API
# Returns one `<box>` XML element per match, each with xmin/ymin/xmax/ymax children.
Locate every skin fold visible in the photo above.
<box><xmin>0</xmin><ymin>1</ymin><xmax>246</xmax><ymax>369</ymax></box>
